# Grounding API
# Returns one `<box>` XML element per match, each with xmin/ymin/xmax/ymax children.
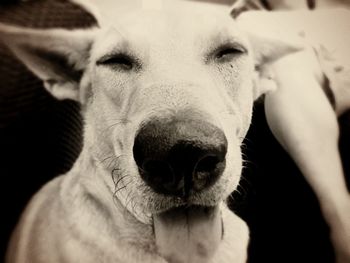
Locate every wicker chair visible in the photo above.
<box><xmin>0</xmin><ymin>0</ymin><xmax>95</xmax><ymax>260</ymax></box>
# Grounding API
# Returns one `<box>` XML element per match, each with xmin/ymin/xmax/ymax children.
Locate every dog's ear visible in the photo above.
<box><xmin>249</xmin><ymin>34</ymin><xmax>303</xmax><ymax>100</ymax></box>
<box><xmin>235</xmin><ymin>13</ymin><xmax>304</xmax><ymax>99</ymax></box>
<box><xmin>250</xmin><ymin>33</ymin><xmax>303</xmax><ymax>99</ymax></box>
<box><xmin>248</xmin><ymin>33</ymin><xmax>303</xmax><ymax>66</ymax></box>
<box><xmin>0</xmin><ymin>23</ymin><xmax>97</xmax><ymax>102</ymax></box>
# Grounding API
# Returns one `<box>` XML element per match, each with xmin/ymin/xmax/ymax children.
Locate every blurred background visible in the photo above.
<box><xmin>0</xmin><ymin>0</ymin><xmax>349</xmax><ymax>262</ymax></box>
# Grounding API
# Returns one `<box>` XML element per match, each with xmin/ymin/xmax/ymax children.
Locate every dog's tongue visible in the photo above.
<box><xmin>153</xmin><ymin>205</ymin><xmax>222</xmax><ymax>263</ymax></box>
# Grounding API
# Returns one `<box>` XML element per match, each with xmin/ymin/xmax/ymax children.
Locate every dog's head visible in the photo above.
<box><xmin>0</xmin><ymin>0</ymin><xmax>301</xmax><ymax>260</ymax></box>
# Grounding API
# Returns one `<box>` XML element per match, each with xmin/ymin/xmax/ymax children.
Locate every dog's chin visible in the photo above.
<box><xmin>127</xmin><ymin>178</ymin><xmax>235</xmax><ymax>226</ymax></box>
<box><xmin>153</xmin><ymin>205</ymin><xmax>223</xmax><ymax>262</ymax></box>
<box><xmin>123</xmin><ymin>185</ymin><xmax>226</xmax><ymax>261</ymax></box>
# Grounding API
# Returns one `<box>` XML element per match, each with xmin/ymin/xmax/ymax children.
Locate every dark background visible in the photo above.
<box><xmin>0</xmin><ymin>0</ymin><xmax>349</xmax><ymax>262</ymax></box>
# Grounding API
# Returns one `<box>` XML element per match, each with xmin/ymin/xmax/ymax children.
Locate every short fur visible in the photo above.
<box><xmin>0</xmin><ymin>1</ymin><xmax>304</xmax><ymax>262</ymax></box>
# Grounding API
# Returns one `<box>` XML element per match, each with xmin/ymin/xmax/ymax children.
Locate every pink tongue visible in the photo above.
<box><xmin>153</xmin><ymin>206</ymin><xmax>222</xmax><ymax>263</ymax></box>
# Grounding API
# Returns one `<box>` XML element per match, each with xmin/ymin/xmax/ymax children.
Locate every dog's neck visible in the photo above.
<box><xmin>62</xmin><ymin>145</ymin><xmax>157</xmax><ymax>252</ymax></box>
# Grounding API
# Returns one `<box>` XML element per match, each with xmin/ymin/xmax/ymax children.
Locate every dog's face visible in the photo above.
<box><xmin>0</xmin><ymin>0</ymin><xmax>300</xmax><ymax>259</ymax></box>
<box><xmin>87</xmin><ymin>2</ymin><xmax>255</xmax><ymax>220</ymax></box>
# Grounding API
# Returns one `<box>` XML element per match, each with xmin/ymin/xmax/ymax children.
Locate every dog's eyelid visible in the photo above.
<box><xmin>96</xmin><ymin>53</ymin><xmax>141</xmax><ymax>71</ymax></box>
<box><xmin>207</xmin><ymin>42</ymin><xmax>247</xmax><ymax>64</ymax></box>
<box><xmin>216</xmin><ymin>44</ymin><xmax>246</xmax><ymax>57</ymax></box>
<box><xmin>96</xmin><ymin>53</ymin><xmax>131</xmax><ymax>65</ymax></box>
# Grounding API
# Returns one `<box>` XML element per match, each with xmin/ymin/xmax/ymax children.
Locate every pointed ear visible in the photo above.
<box><xmin>235</xmin><ymin>12</ymin><xmax>304</xmax><ymax>99</ymax></box>
<box><xmin>249</xmin><ymin>33</ymin><xmax>304</xmax><ymax>99</ymax></box>
<box><xmin>248</xmin><ymin>32</ymin><xmax>303</xmax><ymax>66</ymax></box>
<box><xmin>0</xmin><ymin>23</ymin><xmax>97</xmax><ymax>102</ymax></box>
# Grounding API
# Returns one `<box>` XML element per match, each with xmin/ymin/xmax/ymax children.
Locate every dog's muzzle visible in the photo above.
<box><xmin>133</xmin><ymin>116</ymin><xmax>226</xmax><ymax>262</ymax></box>
<box><xmin>133</xmin><ymin>116</ymin><xmax>227</xmax><ymax>198</ymax></box>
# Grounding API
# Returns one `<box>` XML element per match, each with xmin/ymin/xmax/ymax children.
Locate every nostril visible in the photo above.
<box><xmin>195</xmin><ymin>155</ymin><xmax>221</xmax><ymax>174</ymax></box>
<box><xmin>140</xmin><ymin>160</ymin><xmax>183</xmax><ymax>194</ymax></box>
<box><xmin>193</xmin><ymin>155</ymin><xmax>226</xmax><ymax>191</ymax></box>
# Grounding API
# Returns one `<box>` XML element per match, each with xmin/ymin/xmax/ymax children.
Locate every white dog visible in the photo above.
<box><xmin>1</xmin><ymin>0</ymin><xmax>349</xmax><ymax>262</ymax></box>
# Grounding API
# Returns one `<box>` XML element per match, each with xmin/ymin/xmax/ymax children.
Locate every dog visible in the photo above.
<box><xmin>4</xmin><ymin>0</ymin><xmax>347</xmax><ymax>262</ymax></box>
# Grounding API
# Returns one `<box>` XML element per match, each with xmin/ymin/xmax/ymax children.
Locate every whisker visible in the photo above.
<box><xmin>113</xmin><ymin>174</ymin><xmax>129</xmax><ymax>188</ymax></box>
<box><xmin>113</xmin><ymin>178</ymin><xmax>133</xmax><ymax>200</ymax></box>
<box><xmin>114</xmin><ymin>185</ymin><xmax>127</xmax><ymax>194</ymax></box>
<box><xmin>123</xmin><ymin>185</ymin><xmax>135</xmax><ymax>216</ymax></box>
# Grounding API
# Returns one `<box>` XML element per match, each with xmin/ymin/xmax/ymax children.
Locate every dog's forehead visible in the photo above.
<box><xmin>91</xmin><ymin>0</ymin><xmax>244</xmax><ymax>58</ymax></box>
<box><xmin>116</xmin><ymin>1</ymin><xmax>231</xmax><ymax>26</ymax></box>
<box><xmin>94</xmin><ymin>0</ymin><xmax>232</xmax><ymax>26</ymax></box>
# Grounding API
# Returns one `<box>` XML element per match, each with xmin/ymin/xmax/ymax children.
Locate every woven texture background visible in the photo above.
<box><xmin>0</xmin><ymin>0</ymin><xmax>96</xmax><ymax>260</ymax></box>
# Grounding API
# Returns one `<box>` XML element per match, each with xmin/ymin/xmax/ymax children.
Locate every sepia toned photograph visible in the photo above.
<box><xmin>0</xmin><ymin>0</ymin><xmax>349</xmax><ymax>262</ymax></box>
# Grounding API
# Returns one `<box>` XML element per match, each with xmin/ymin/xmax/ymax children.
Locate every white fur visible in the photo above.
<box><xmin>1</xmin><ymin>1</ymin><xmax>303</xmax><ymax>262</ymax></box>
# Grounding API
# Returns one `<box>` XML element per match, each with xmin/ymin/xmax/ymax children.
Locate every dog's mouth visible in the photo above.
<box><xmin>153</xmin><ymin>205</ymin><xmax>222</xmax><ymax>263</ymax></box>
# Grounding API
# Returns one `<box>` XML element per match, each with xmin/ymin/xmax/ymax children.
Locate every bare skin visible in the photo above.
<box><xmin>265</xmin><ymin>51</ymin><xmax>350</xmax><ymax>263</ymax></box>
<box><xmin>236</xmin><ymin>9</ymin><xmax>350</xmax><ymax>263</ymax></box>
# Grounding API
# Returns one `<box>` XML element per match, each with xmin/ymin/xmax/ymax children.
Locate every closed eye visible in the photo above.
<box><xmin>96</xmin><ymin>53</ymin><xmax>136</xmax><ymax>71</ymax></box>
<box><xmin>213</xmin><ymin>44</ymin><xmax>246</xmax><ymax>63</ymax></box>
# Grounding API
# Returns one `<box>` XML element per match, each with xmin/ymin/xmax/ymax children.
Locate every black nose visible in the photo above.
<box><xmin>133</xmin><ymin>117</ymin><xmax>227</xmax><ymax>197</ymax></box>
